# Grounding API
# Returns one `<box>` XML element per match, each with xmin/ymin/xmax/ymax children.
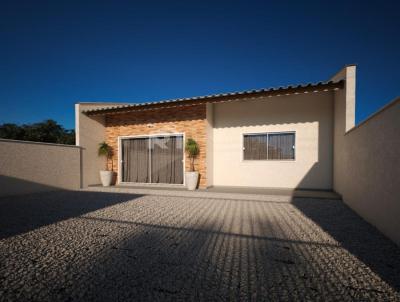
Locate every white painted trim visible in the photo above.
<box><xmin>118</xmin><ymin>136</ymin><xmax>122</xmax><ymax>184</ymax></box>
<box><xmin>118</xmin><ymin>133</ymin><xmax>186</xmax><ymax>186</ymax></box>
<box><xmin>75</xmin><ymin>104</ymin><xmax>80</xmax><ymax>146</ymax></box>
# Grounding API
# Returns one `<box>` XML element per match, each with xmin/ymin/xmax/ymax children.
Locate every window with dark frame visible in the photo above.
<box><xmin>243</xmin><ymin>132</ymin><xmax>295</xmax><ymax>160</ymax></box>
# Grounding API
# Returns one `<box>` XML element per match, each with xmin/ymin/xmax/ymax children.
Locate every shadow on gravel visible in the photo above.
<box><xmin>70</xmin><ymin>207</ymin><xmax>323</xmax><ymax>301</ymax></box>
<box><xmin>293</xmin><ymin>197</ymin><xmax>400</xmax><ymax>294</ymax></box>
<box><xmin>66</xmin><ymin>198</ymin><xmax>400</xmax><ymax>301</ymax></box>
<box><xmin>2</xmin><ymin>193</ymin><xmax>400</xmax><ymax>301</ymax></box>
<box><xmin>0</xmin><ymin>190</ymin><xmax>142</xmax><ymax>240</ymax></box>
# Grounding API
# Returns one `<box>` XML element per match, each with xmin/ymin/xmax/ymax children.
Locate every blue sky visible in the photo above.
<box><xmin>1</xmin><ymin>0</ymin><xmax>399</xmax><ymax>129</ymax></box>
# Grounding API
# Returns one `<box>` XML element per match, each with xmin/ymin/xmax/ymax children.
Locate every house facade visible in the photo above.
<box><xmin>75</xmin><ymin>65</ymin><xmax>355</xmax><ymax>190</ymax></box>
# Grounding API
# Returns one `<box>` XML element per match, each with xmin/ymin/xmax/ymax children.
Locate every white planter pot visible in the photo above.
<box><xmin>185</xmin><ymin>171</ymin><xmax>199</xmax><ymax>190</ymax></box>
<box><xmin>100</xmin><ymin>170</ymin><xmax>114</xmax><ymax>187</ymax></box>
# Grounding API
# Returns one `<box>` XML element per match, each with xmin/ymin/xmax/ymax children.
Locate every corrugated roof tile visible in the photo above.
<box><xmin>82</xmin><ymin>80</ymin><xmax>343</xmax><ymax>114</ymax></box>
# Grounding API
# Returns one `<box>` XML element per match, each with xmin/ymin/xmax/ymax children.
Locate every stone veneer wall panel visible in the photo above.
<box><xmin>105</xmin><ymin>104</ymin><xmax>207</xmax><ymax>188</ymax></box>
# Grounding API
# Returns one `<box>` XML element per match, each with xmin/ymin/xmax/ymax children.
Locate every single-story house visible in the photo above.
<box><xmin>75</xmin><ymin>65</ymin><xmax>355</xmax><ymax>190</ymax></box>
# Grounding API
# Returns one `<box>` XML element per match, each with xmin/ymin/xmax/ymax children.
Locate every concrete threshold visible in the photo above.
<box><xmin>87</xmin><ymin>184</ymin><xmax>341</xmax><ymax>200</ymax></box>
<box><xmin>206</xmin><ymin>186</ymin><xmax>341</xmax><ymax>200</ymax></box>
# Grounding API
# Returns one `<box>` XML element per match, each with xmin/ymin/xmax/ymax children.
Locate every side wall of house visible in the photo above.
<box><xmin>331</xmin><ymin>65</ymin><xmax>356</xmax><ymax>192</ymax></box>
<box><xmin>75</xmin><ymin>103</ymin><xmax>108</xmax><ymax>187</ymax></box>
<box><xmin>105</xmin><ymin>104</ymin><xmax>208</xmax><ymax>188</ymax></box>
<box><xmin>333</xmin><ymin>98</ymin><xmax>400</xmax><ymax>245</ymax></box>
<box><xmin>0</xmin><ymin>139</ymin><xmax>81</xmax><ymax>197</ymax></box>
<box><xmin>212</xmin><ymin>91</ymin><xmax>334</xmax><ymax>189</ymax></box>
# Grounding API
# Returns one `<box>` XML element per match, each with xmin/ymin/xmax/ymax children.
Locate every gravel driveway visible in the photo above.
<box><xmin>0</xmin><ymin>189</ymin><xmax>399</xmax><ymax>301</ymax></box>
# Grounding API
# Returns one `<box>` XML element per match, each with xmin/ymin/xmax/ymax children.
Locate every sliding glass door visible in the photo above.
<box><xmin>121</xmin><ymin>137</ymin><xmax>150</xmax><ymax>183</ymax></box>
<box><xmin>121</xmin><ymin>135</ymin><xmax>184</xmax><ymax>184</ymax></box>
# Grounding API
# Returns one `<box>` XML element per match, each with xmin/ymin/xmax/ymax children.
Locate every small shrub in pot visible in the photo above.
<box><xmin>185</xmin><ymin>138</ymin><xmax>199</xmax><ymax>190</ymax></box>
<box><xmin>98</xmin><ymin>142</ymin><xmax>114</xmax><ymax>186</ymax></box>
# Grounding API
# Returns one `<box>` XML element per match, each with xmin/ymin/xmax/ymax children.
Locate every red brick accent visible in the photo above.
<box><xmin>105</xmin><ymin>104</ymin><xmax>207</xmax><ymax>188</ymax></box>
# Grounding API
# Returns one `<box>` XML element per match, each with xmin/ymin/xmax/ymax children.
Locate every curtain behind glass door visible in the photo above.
<box><xmin>151</xmin><ymin>136</ymin><xmax>183</xmax><ymax>184</ymax></box>
<box><xmin>122</xmin><ymin>138</ymin><xmax>150</xmax><ymax>183</ymax></box>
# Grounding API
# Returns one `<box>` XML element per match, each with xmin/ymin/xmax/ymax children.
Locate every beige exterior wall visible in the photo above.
<box><xmin>333</xmin><ymin>98</ymin><xmax>400</xmax><ymax>245</ymax></box>
<box><xmin>331</xmin><ymin>65</ymin><xmax>400</xmax><ymax>245</ymax></box>
<box><xmin>75</xmin><ymin>103</ymin><xmax>116</xmax><ymax>187</ymax></box>
<box><xmin>212</xmin><ymin>91</ymin><xmax>334</xmax><ymax>189</ymax></box>
<box><xmin>0</xmin><ymin>139</ymin><xmax>81</xmax><ymax>197</ymax></box>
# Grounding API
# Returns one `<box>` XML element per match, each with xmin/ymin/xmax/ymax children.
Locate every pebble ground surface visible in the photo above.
<box><xmin>0</xmin><ymin>189</ymin><xmax>399</xmax><ymax>301</ymax></box>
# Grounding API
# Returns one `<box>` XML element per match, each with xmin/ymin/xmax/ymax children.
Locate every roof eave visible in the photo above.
<box><xmin>84</xmin><ymin>80</ymin><xmax>344</xmax><ymax>116</ymax></box>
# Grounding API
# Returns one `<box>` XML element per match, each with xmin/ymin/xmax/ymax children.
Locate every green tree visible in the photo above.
<box><xmin>0</xmin><ymin>123</ymin><xmax>25</xmax><ymax>140</ymax></box>
<box><xmin>0</xmin><ymin>119</ymin><xmax>75</xmax><ymax>145</ymax></box>
<box><xmin>58</xmin><ymin>129</ymin><xmax>75</xmax><ymax>145</ymax></box>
